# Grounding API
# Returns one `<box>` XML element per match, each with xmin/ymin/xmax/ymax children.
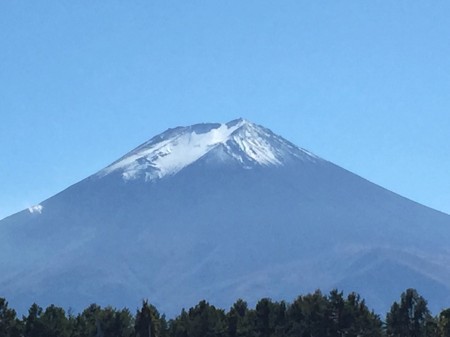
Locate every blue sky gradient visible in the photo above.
<box><xmin>1</xmin><ymin>1</ymin><xmax>450</xmax><ymax>218</ymax></box>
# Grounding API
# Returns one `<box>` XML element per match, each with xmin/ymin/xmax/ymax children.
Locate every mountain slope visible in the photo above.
<box><xmin>1</xmin><ymin>119</ymin><xmax>449</xmax><ymax>315</ymax></box>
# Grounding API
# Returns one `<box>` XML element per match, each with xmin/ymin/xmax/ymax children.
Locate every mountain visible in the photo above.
<box><xmin>1</xmin><ymin>118</ymin><xmax>450</xmax><ymax>316</ymax></box>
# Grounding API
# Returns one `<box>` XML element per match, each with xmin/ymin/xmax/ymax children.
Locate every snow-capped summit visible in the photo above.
<box><xmin>99</xmin><ymin>118</ymin><xmax>319</xmax><ymax>181</ymax></box>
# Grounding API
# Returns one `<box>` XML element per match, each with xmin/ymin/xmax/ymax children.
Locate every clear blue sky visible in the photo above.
<box><xmin>1</xmin><ymin>1</ymin><xmax>449</xmax><ymax>219</ymax></box>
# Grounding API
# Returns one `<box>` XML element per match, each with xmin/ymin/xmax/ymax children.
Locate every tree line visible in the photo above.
<box><xmin>1</xmin><ymin>288</ymin><xmax>450</xmax><ymax>337</ymax></box>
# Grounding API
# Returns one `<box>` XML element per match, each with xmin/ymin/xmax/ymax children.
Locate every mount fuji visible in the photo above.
<box><xmin>1</xmin><ymin>118</ymin><xmax>450</xmax><ymax>315</ymax></box>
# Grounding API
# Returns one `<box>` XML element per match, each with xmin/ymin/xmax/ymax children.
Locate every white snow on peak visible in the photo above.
<box><xmin>227</xmin><ymin>123</ymin><xmax>284</xmax><ymax>165</ymax></box>
<box><xmin>28</xmin><ymin>205</ymin><xmax>43</xmax><ymax>214</ymax></box>
<box><xmin>99</xmin><ymin>119</ymin><xmax>318</xmax><ymax>181</ymax></box>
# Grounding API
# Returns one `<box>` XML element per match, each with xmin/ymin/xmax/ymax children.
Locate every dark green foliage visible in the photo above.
<box><xmin>284</xmin><ymin>290</ymin><xmax>384</xmax><ymax>337</ymax></box>
<box><xmin>135</xmin><ymin>300</ymin><xmax>162</xmax><ymax>337</ymax></box>
<box><xmin>98</xmin><ymin>306</ymin><xmax>134</xmax><ymax>337</ymax></box>
<box><xmin>4</xmin><ymin>288</ymin><xmax>450</xmax><ymax>337</ymax></box>
<box><xmin>23</xmin><ymin>303</ymin><xmax>45</xmax><ymax>337</ymax></box>
<box><xmin>71</xmin><ymin>303</ymin><xmax>101</xmax><ymax>337</ymax></box>
<box><xmin>254</xmin><ymin>298</ymin><xmax>286</xmax><ymax>337</ymax></box>
<box><xmin>169</xmin><ymin>300</ymin><xmax>227</xmax><ymax>337</ymax></box>
<box><xmin>39</xmin><ymin>305</ymin><xmax>71</xmax><ymax>337</ymax></box>
<box><xmin>386</xmin><ymin>288</ymin><xmax>432</xmax><ymax>337</ymax></box>
<box><xmin>0</xmin><ymin>298</ymin><xmax>21</xmax><ymax>337</ymax></box>
<box><xmin>169</xmin><ymin>309</ymin><xmax>189</xmax><ymax>337</ymax></box>
<box><xmin>328</xmin><ymin>291</ymin><xmax>383</xmax><ymax>337</ymax></box>
<box><xmin>286</xmin><ymin>290</ymin><xmax>329</xmax><ymax>336</ymax></box>
<box><xmin>227</xmin><ymin>299</ymin><xmax>254</xmax><ymax>337</ymax></box>
<box><xmin>439</xmin><ymin>309</ymin><xmax>450</xmax><ymax>337</ymax></box>
<box><xmin>69</xmin><ymin>303</ymin><xmax>133</xmax><ymax>337</ymax></box>
<box><xmin>426</xmin><ymin>318</ymin><xmax>440</xmax><ymax>337</ymax></box>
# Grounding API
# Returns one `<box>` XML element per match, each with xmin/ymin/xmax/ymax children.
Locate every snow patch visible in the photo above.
<box><xmin>99</xmin><ymin>119</ymin><xmax>319</xmax><ymax>181</ymax></box>
<box><xmin>101</xmin><ymin>121</ymin><xmax>244</xmax><ymax>180</ymax></box>
<box><xmin>28</xmin><ymin>205</ymin><xmax>43</xmax><ymax>214</ymax></box>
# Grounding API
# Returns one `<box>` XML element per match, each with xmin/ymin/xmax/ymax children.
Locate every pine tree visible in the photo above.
<box><xmin>39</xmin><ymin>305</ymin><xmax>71</xmax><ymax>337</ymax></box>
<box><xmin>227</xmin><ymin>299</ymin><xmax>249</xmax><ymax>337</ymax></box>
<box><xmin>135</xmin><ymin>300</ymin><xmax>161</xmax><ymax>337</ymax></box>
<box><xmin>386</xmin><ymin>288</ymin><xmax>431</xmax><ymax>337</ymax></box>
<box><xmin>439</xmin><ymin>309</ymin><xmax>450</xmax><ymax>337</ymax></box>
<box><xmin>0</xmin><ymin>298</ymin><xmax>21</xmax><ymax>337</ymax></box>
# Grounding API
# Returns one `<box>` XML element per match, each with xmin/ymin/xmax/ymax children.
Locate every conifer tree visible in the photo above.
<box><xmin>439</xmin><ymin>309</ymin><xmax>450</xmax><ymax>337</ymax></box>
<box><xmin>386</xmin><ymin>288</ymin><xmax>431</xmax><ymax>337</ymax></box>
<box><xmin>135</xmin><ymin>300</ymin><xmax>161</xmax><ymax>337</ymax></box>
<box><xmin>0</xmin><ymin>298</ymin><xmax>21</xmax><ymax>337</ymax></box>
